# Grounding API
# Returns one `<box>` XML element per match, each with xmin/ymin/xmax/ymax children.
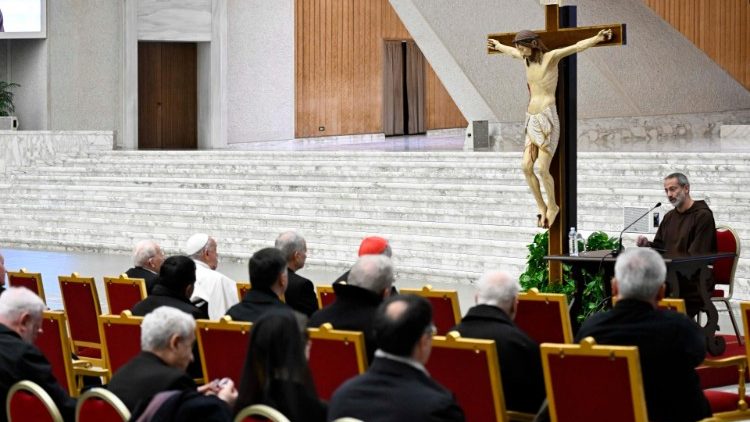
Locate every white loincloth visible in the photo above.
<box><xmin>524</xmin><ymin>105</ymin><xmax>560</xmax><ymax>154</ymax></box>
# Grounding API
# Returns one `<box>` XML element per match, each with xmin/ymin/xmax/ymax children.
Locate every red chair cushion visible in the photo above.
<box><xmin>200</xmin><ymin>329</ymin><xmax>250</xmax><ymax>385</ymax></box>
<box><xmin>103</xmin><ymin>323</ymin><xmax>142</xmax><ymax>374</ymax></box>
<box><xmin>308</xmin><ymin>338</ymin><xmax>361</xmax><ymax>400</ymax></box>
<box><xmin>9</xmin><ymin>275</ymin><xmax>41</xmax><ymax>296</ymax></box>
<box><xmin>515</xmin><ymin>300</ymin><xmax>567</xmax><ymax>344</ymax></box>
<box><xmin>107</xmin><ymin>284</ymin><xmax>144</xmax><ymax>315</ymax></box>
<box><xmin>8</xmin><ymin>390</ymin><xmax>57</xmax><ymax>422</ymax></box>
<box><xmin>425</xmin><ymin>297</ymin><xmax>458</xmax><ymax>335</ymax></box>
<box><xmin>711</xmin><ymin>289</ymin><xmax>726</xmax><ymax>298</ymax></box>
<box><xmin>698</xmin><ymin>335</ymin><xmax>748</xmax><ymax>389</ymax></box>
<box><xmin>36</xmin><ymin>318</ymin><xmax>72</xmax><ymax>393</ymax></box>
<box><xmin>427</xmin><ymin>346</ymin><xmax>498</xmax><ymax>421</ymax></box>
<box><xmin>713</xmin><ymin>230</ymin><xmax>737</xmax><ymax>285</ymax></box>
<box><xmin>704</xmin><ymin>390</ymin><xmax>750</xmax><ymax>413</ymax></box>
<box><xmin>78</xmin><ymin>397</ymin><xmax>124</xmax><ymax>422</ymax></box>
<box><xmin>548</xmin><ymin>354</ymin><xmax>636</xmax><ymax>422</ymax></box>
<box><xmin>60</xmin><ymin>282</ymin><xmax>101</xmax><ymax>344</ymax></box>
<box><xmin>319</xmin><ymin>291</ymin><xmax>336</xmax><ymax>308</ymax></box>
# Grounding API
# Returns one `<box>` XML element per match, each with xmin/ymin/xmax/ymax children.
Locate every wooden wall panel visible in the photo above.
<box><xmin>643</xmin><ymin>0</ymin><xmax>750</xmax><ymax>90</ymax></box>
<box><xmin>295</xmin><ymin>0</ymin><xmax>466</xmax><ymax>138</ymax></box>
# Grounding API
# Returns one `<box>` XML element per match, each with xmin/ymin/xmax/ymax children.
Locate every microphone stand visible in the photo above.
<box><xmin>613</xmin><ymin>202</ymin><xmax>662</xmax><ymax>257</ymax></box>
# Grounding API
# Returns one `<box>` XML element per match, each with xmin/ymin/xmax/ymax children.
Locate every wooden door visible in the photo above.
<box><xmin>138</xmin><ymin>42</ymin><xmax>197</xmax><ymax>149</ymax></box>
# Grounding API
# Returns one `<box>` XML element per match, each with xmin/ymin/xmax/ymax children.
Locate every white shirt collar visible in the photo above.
<box><xmin>193</xmin><ymin>259</ymin><xmax>210</xmax><ymax>270</ymax></box>
<box><xmin>374</xmin><ymin>349</ymin><xmax>428</xmax><ymax>375</ymax></box>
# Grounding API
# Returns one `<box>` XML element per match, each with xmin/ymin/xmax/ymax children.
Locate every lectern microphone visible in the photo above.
<box><xmin>613</xmin><ymin>202</ymin><xmax>662</xmax><ymax>257</ymax></box>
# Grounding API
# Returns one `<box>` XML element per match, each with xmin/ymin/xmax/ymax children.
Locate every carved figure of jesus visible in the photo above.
<box><xmin>487</xmin><ymin>28</ymin><xmax>612</xmax><ymax>228</ymax></box>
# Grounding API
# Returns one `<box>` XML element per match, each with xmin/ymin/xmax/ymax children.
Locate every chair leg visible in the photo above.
<box><xmin>724</xmin><ymin>299</ymin><xmax>743</xmax><ymax>346</ymax></box>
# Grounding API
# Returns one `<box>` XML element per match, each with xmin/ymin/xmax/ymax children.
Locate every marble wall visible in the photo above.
<box><xmin>0</xmin><ymin>131</ymin><xmax>113</xmax><ymax>174</ymax></box>
<box><xmin>138</xmin><ymin>0</ymin><xmax>212</xmax><ymax>41</ymax></box>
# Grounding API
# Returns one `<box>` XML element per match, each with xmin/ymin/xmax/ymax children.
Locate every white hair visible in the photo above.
<box><xmin>348</xmin><ymin>255</ymin><xmax>394</xmax><ymax>293</ymax></box>
<box><xmin>140</xmin><ymin>306</ymin><xmax>195</xmax><ymax>352</ymax></box>
<box><xmin>275</xmin><ymin>231</ymin><xmax>306</xmax><ymax>261</ymax></box>
<box><xmin>133</xmin><ymin>240</ymin><xmax>160</xmax><ymax>267</ymax></box>
<box><xmin>0</xmin><ymin>287</ymin><xmax>46</xmax><ymax>321</ymax></box>
<box><xmin>614</xmin><ymin>248</ymin><xmax>666</xmax><ymax>302</ymax></box>
<box><xmin>475</xmin><ymin>271</ymin><xmax>519</xmax><ymax>313</ymax></box>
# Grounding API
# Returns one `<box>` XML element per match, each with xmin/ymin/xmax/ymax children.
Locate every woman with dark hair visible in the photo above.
<box><xmin>132</xmin><ymin>255</ymin><xmax>208</xmax><ymax>320</ymax></box>
<box><xmin>234</xmin><ymin>310</ymin><xmax>326</xmax><ymax>421</ymax></box>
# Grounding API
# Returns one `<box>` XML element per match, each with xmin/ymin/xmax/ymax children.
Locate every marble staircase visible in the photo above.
<box><xmin>0</xmin><ymin>150</ymin><xmax>748</xmax><ymax>294</ymax></box>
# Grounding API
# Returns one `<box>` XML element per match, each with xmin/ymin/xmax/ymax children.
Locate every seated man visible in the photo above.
<box><xmin>328</xmin><ymin>295</ymin><xmax>465</xmax><ymax>421</ymax></box>
<box><xmin>0</xmin><ymin>287</ymin><xmax>76</xmax><ymax>422</ymax></box>
<box><xmin>575</xmin><ymin>247</ymin><xmax>710</xmax><ymax>422</ymax></box>
<box><xmin>334</xmin><ymin>236</ymin><xmax>392</xmax><ymax>283</ymax></box>
<box><xmin>452</xmin><ymin>271</ymin><xmax>545</xmax><ymax>414</ymax></box>
<box><xmin>226</xmin><ymin>248</ymin><xmax>289</xmax><ymax>322</ymax></box>
<box><xmin>108</xmin><ymin>306</ymin><xmax>237</xmax><ymax>415</ymax></box>
<box><xmin>309</xmin><ymin>254</ymin><xmax>394</xmax><ymax>362</ymax></box>
<box><xmin>125</xmin><ymin>239</ymin><xmax>165</xmax><ymax>293</ymax></box>
<box><xmin>275</xmin><ymin>231</ymin><xmax>318</xmax><ymax>316</ymax></box>
<box><xmin>185</xmin><ymin>233</ymin><xmax>239</xmax><ymax>319</ymax></box>
<box><xmin>132</xmin><ymin>255</ymin><xmax>208</xmax><ymax>320</ymax></box>
<box><xmin>636</xmin><ymin>172</ymin><xmax>717</xmax><ymax>316</ymax></box>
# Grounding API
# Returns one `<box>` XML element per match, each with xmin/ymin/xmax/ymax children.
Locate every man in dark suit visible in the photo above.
<box><xmin>575</xmin><ymin>247</ymin><xmax>711</xmax><ymax>422</ymax></box>
<box><xmin>125</xmin><ymin>239</ymin><xmax>165</xmax><ymax>293</ymax></box>
<box><xmin>226</xmin><ymin>248</ymin><xmax>289</xmax><ymax>322</ymax></box>
<box><xmin>108</xmin><ymin>306</ymin><xmax>237</xmax><ymax>415</ymax></box>
<box><xmin>328</xmin><ymin>295</ymin><xmax>465</xmax><ymax>422</ymax></box>
<box><xmin>452</xmin><ymin>271</ymin><xmax>545</xmax><ymax>414</ymax></box>
<box><xmin>275</xmin><ymin>231</ymin><xmax>318</xmax><ymax>316</ymax></box>
<box><xmin>0</xmin><ymin>287</ymin><xmax>76</xmax><ymax>422</ymax></box>
<box><xmin>309</xmin><ymin>254</ymin><xmax>394</xmax><ymax>362</ymax></box>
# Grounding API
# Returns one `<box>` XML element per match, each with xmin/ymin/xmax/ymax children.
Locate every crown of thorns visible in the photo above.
<box><xmin>513</xmin><ymin>30</ymin><xmax>539</xmax><ymax>44</ymax></box>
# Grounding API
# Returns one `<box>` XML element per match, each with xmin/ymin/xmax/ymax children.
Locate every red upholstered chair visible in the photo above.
<box><xmin>8</xmin><ymin>268</ymin><xmax>46</xmax><ymax>302</ymax></box>
<box><xmin>234</xmin><ymin>404</ymin><xmax>290</xmax><ymax>422</ymax></box>
<box><xmin>541</xmin><ymin>337</ymin><xmax>648</xmax><ymax>422</ymax></box>
<box><xmin>196</xmin><ymin>317</ymin><xmax>252</xmax><ymax>385</ymax></box>
<box><xmin>99</xmin><ymin>311</ymin><xmax>144</xmax><ymax>377</ymax></box>
<box><xmin>427</xmin><ymin>331</ymin><xmax>533</xmax><ymax>422</ymax></box>
<box><xmin>316</xmin><ymin>285</ymin><xmax>336</xmax><ymax>308</ymax></box>
<box><xmin>236</xmin><ymin>281</ymin><xmax>251</xmax><ymax>301</ymax></box>
<box><xmin>712</xmin><ymin>225</ymin><xmax>742</xmax><ymax>344</ymax></box>
<box><xmin>515</xmin><ymin>289</ymin><xmax>573</xmax><ymax>344</ymax></box>
<box><xmin>307</xmin><ymin>323</ymin><xmax>367</xmax><ymax>401</ymax></box>
<box><xmin>58</xmin><ymin>273</ymin><xmax>104</xmax><ymax>365</ymax></box>
<box><xmin>657</xmin><ymin>298</ymin><xmax>687</xmax><ymax>314</ymax></box>
<box><xmin>103</xmin><ymin>274</ymin><xmax>147</xmax><ymax>315</ymax></box>
<box><xmin>399</xmin><ymin>285</ymin><xmax>461</xmax><ymax>335</ymax></box>
<box><xmin>76</xmin><ymin>387</ymin><xmax>130</xmax><ymax>422</ymax></box>
<box><xmin>35</xmin><ymin>311</ymin><xmax>78</xmax><ymax>397</ymax></box>
<box><xmin>5</xmin><ymin>380</ymin><xmax>64</xmax><ymax>422</ymax></box>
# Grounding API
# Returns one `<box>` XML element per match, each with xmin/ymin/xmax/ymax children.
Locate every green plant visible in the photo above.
<box><xmin>0</xmin><ymin>81</ymin><xmax>20</xmax><ymax>117</ymax></box>
<box><xmin>519</xmin><ymin>230</ymin><xmax>620</xmax><ymax>323</ymax></box>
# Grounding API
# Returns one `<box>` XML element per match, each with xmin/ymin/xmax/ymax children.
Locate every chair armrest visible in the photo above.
<box><xmin>702</xmin><ymin>356</ymin><xmax>748</xmax><ymax>413</ymax></box>
<box><xmin>507</xmin><ymin>410</ymin><xmax>536</xmax><ymax>422</ymax></box>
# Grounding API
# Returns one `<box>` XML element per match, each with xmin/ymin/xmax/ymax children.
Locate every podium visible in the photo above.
<box><xmin>545</xmin><ymin>250</ymin><xmax>735</xmax><ymax>355</ymax></box>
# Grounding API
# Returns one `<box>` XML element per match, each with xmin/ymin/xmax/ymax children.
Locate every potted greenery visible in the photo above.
<box><xmin>0</xmin><ymin>81</ymin><xmax>20</xmax><ymax>130</ymax></box>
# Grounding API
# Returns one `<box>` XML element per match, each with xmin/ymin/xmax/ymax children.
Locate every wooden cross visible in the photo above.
<box><xmin>488</xmin><ymin>2</ymin><xmax>626</xmax><ymax>286</ymax></box>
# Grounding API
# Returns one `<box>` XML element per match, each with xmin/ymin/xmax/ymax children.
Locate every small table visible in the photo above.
<box><xmin>545</xmin><ymin>250</ymin><xmax>735</xmax><ymax>355</ymax></box>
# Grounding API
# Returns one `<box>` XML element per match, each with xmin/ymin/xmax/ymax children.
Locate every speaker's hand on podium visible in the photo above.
<box><xmin>635</xmin><ymin>235</ymin><xmax>650</xmax><ymax>247</ymax></box>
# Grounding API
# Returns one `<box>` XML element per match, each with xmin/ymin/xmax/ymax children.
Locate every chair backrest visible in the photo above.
<box><xmin>58</xmin><ymin>273</ymin><xmax>103</xmax><ymax>362</ymax></box>
<box><xmin>35</xmin><ymin>311</ymin><xmax>77</xmax><ymax>397</ymax></box>
<box><xmin>515</xmin><ymin>289</ymin><xmax>573</xmax><ymax>344</ymax></box>
<box><xmin>196</xmin><ymin>317</ymin><xmax>252</xmax><ymax>385</ymax></box>
<box><xmin>103</xmin><ymin>274</ymin><xmax>147</xmax><ymax>315</ymax></box>
<box><xmin>657</xmin><ymin>298</ymin><xmax>687</xmax><ymax>314</ymax></box>
<box><xmin>76</xmin><ymin>387</ymin><xmax>130</xmax><ymax>422</ymax></box>
<box><xmin>237</xmin><ymin>281</ymin><xmax>251</xmax><ymax>301</ymax></box>
<box><xmin>426</xmin><ymin>331</ymin><xmax>507</xmax><ymax>422</ymax></box>
<box><xmin>7</xmin><ymin>268</ymin><xmax>46</xmax><ymax>302</ymax></box>
<box><xmin>399</xmin><ymin>285</ymin><xmax>461</xmax><ymax>335</ymax></box>
<box><xmin>714</xmin><ymin>226</ymin><xmax>740</xmax><ymax>289</ymax></box>
<box><xmin>307</xmin><ymin>323</ymin><xmax>367</xmax><ymax>401</ymax></box>
<box><xmin>234</xmin><ymin>404</ymin><xmax>291</xmax><ymax>422</ymax></box>
<box><xmin>6</xmin><ymin>380</ymin><xmax>64</xmax><ymax>422</ymax></box>
<box><xmin>741</xmin><ymin>302</ymin><xmax>750</xmax><ymax>357</ymax></box>
<box><xmin>98</xmin><ymin>311</ymin><xmax>144</xmax><ymax>377</ymax></box>
<box><xmin>316</xmin><ymin>285</ymin><xmax>336</xmax><ymax>308</ymax></box>
<box><xmin>541</xmin><ymin>337</ymin><xmax>648</xmax><ymax>422</ymax></box>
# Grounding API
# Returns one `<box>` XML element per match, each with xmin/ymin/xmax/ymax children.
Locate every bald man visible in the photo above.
<box><xmin>452</xmin><ymin>272</ymin><xmax>545</xmax><ymax>414</ymax></box>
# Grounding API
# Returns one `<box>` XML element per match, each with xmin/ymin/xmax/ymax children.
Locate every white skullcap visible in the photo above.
<box><xmin>184</xmin><ymin>233</ymin><xmax>210</xmax><ymax>255</ymax></box>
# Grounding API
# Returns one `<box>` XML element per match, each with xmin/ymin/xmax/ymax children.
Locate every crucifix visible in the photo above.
<box><xmin>487</xmin><ymin>1</ymin><xmax>626</xmax><ymax>284</ymax></box>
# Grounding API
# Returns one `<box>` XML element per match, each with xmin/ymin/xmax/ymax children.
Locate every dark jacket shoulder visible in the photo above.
<box><xmin>226</xmin><ymin>289</ymin><xmax>288</xmax><ymax>323</ymax></box>
<box><xmin>285</xmin><ymin>269</ymin><xmax>319</xmax><ymax>317</ymax></box>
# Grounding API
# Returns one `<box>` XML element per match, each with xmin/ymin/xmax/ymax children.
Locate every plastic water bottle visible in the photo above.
<box><xmin>569</xmin><ymin>227</ymin><xmax>578</xmax><ymax>256</ymax></box>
